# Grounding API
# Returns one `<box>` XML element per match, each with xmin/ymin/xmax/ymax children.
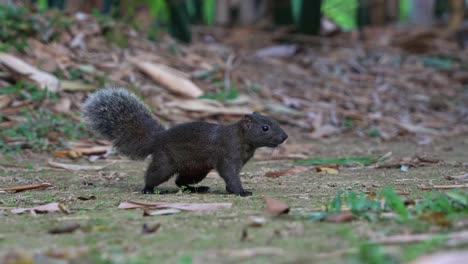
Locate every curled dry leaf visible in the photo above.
<box><xmin>0</xmin><ymin>52</ymin><xmax>60</xmax><ymax>92</ymax></box>
<box><xmin>49</xmin><ymin>223</ymin><xmax>81</xmax><ymax>234</ymax></box>
<box><xmin>324</xmin><ymin>212</ymin><xmax>355</xmax><ymax>223</ymax></box>
<box><xmin>316</xmin><ymin>166</ymin><xmax>339</xmax><ymax>174</ymax></box>
<box><xmin>77</xmin><ymin>195</ymin><xmax>96</xmax><ymax>201</ymax></box>
<box><xmin>262</xmin><ymin>196</ymin><xmax>290</xmax><ymax>215</ymax></box>
<box><xmin>132</xmin><ymin>60</ymin><xmax>203</xmax><ymax>98</ymax></box>
<box><xmin>143</xmin><ymin>208</ymin><xmax>181</xmax><ymax>216</ymax></box>
<box><xmin>48</xmin><ymin>159</ymin><xmax>113</xmax><ymax>171</ymax></box>
<box><xmin>264</xmin><ymin>166</ymin><xmax>310</xmax><ymax>178</ymax></box>
<box><xmin>165</xmin><ymin>99</ymin><xmax>251</xmax><ymax>116</ymax></box>
<box><xmin>445</xmin><ymin>173</ymin><xmax>468</xmax><ymax>181</ymax></box>
<box><xmin>2</xmin><ymin>183</ymin><xmax>54</xmax><ymax>193</ymax></box>
<box><xmin>118</xmin><ymin>200</ymin><xmax>232</xmax><ymax>212</ymax></box>
<box><xmin>142</xmin><ymin>223</ymin><xmax>161</xmax><ymax>234</ymax></box>
<box><xmin>11</xmin><ymin>202</ymin><xmax>70</xmax><ymax>214</ymax></box>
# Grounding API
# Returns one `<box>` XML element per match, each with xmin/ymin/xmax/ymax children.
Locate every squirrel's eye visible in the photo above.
<box><xmin>262</xmin><ymin>125</ymin><xmax>269</xmax><ymax>132</ymax></box>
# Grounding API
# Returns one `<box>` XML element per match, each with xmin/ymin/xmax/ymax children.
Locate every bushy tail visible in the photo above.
<box><xmin>82</xmin><ymin>88</ymin><xmax>165</xmax><ymax>160</ymax></box>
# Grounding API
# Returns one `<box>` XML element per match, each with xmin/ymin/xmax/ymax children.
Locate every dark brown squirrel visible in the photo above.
<box><xmin>81</xmin><ymin>88</ymin><xmax>288</xmax><ymax>196</ymax></box>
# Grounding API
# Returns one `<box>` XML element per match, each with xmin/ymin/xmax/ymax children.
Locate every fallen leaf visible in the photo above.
<box><xmin>71</xmin><ymin>146</ymin><xmax>112</xmax><ymax>155</ymax></box>
<box><xmin>143</xmin><ymin>208</ymin><xmax>181</xmax><ymax>216</ymax></box>
<box><xmin>48</xmin><ymin>159</ymin><xmax>113</xmax><ymax>171</ymax></box>
<box><xmin>60</xmin><ymin>80</ymin><xmax>97</xmax><ymax>91</ymax></box>
<box><xmin>255</xmin><ymin>44</ymin><xmax>297</xmax><ymax>58</ymax></box>
<box><xmin>142</xmin><ymin>223</ymin><xmax>161</xmax><ymax>234</ymax></box>
<box><xmin>2</xmin><ymin>183</ymin><xmax>54</xmax><ymax>193</ymax></box>
<box><xmin>420</xmin><ymin>212</ymin><xmax>450</xmax><ymax>227</ymax></box>
<box><xmin>445</xmin><ymin>173</ymin><xmax>468</xmax><ymax>181</ymax></box>
<box><xmin>238</xmin><ymin>228</ymin><xmax>248</xmax><ymax>242</ymax></box>
<box><xmin>249</xmin><ymin>217</ymin><xmax>267</xmax><ymax>227</ymax></box>
<box><xmin>0</xmin><ymin>94</ymin><xmax>12</xmax><ymax>109</ymax></box>
<box><xmin>419</xmin><ymin>184</ymin><xmax>468</xmax><ymax>190</ymax></box>
<box><xmin>224</xmin><ymin>247</ymin><xmax>285</xmax><ymax>258</ymax></box>
<box><xmin>165</xmin><ymin>99</ymin><xmax>251</xmax><ymax>116</ymax></box>
<box><xmin>325</xmin><ymin>212</ymin><xmax>355</xmax><ymax>223</ymax></box>
<box><xmin>262</xmin><ymin>196</ymin><xmax>290</xmax><ymax>215</ymax></box>
<box><xmin>132</xmin><ymin>60</ymin><xmax>203</xmax><ymax>98</ymax></box>
<box><xmin>118</xmin><ymin>200</ymin><xmax>232</xmax><ymax>211</ymax></box>
<box><xmin>0</xmin><ymin>52</ymin><xmax>60</xmax><ymax>92</ymax></box>
<box><xmin>11</xmin><ymin>202</ymin><xmax>70</xmax><ymax>214</ymax></box>
<box><xmin>77</xmin><ymin>195</ymin><xmax>96</xmax><ymax>201</ymax></box>
<box><xmin>411</xmin><ymin>251</ymin><xmax>468</xmax><ymax>264</ymax></box>
<box><xmin>316</xmin><ymin>166</ymin><xmax>339</xmax><ymax>174</ymax></box>
<box><xmin>0</xmin><ymin>251</ymin><xmax>33</xmax><ymax>264</ymax></box>
<box><xmin>264</xmin><ymin>166</ymin><xmax>310</xmax><ymax>178</ymax></box>
<box><xmin>53</xmin><ymin>97</ymin><xmax>71</xmax><ymax>113</ymax></box>
<box><xmin>49</xmin><ymin>223</ymin><xmax>81</xmax><ymax>234</ymax></box>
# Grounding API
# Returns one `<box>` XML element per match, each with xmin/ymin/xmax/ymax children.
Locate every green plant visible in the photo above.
<box><xmin>0</xmin><ymin>109</ymin><xmax>88</xmax><ymax>153</ymax></box>
<box><xmin>0</xmin><ymin>82</ymin><xmax>57</xmax><ymax>102</ymax></box>
<box><xmin>0</xmin><ymin>4</ymin><xmax>34</xmax><ymax>51</ymax></box>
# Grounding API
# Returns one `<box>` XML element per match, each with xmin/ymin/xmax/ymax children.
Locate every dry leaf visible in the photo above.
<box><xmin>77</xmin><ymin>195</ymin><xmax>96</xmax><ymax>201</ymax></box>
<box><xmin>48</xmin><ymin>159</ymin><xmax>112</xmax><ymax>171</ymax></box>
<box><xmin>0</xmin><ymin>94</ymin><xmax>12</xmax><ymax>109</ymax></box>
<box><xmin>118</xmin><ymin>200</ymin><xmax>232</xmax><ymax>211</ymax></box>
<box><xmin>142</xmin><ymin>223</ymin><xmax>161</xmax><ymax>234</ymax></box>
<box><xmin>165</xmin><ymin>99</ymin><xmax>251</xmax><ymax>116</ymax></box>
<box><xmin>325</xmin><ymin>212</ymin><xmax>354</xmax><ymax>223</ymax></box>
<box><xmin>445</xmin><ymin>173</ymin><xmax>468</xmax><ymax>181</ymax></box>
<box><xmin>71</xmin><ymin>146</ymin><xmax>112</xmax><ymax>155</ymax></box>
<box><xmin>262</xmin><ymin>196</ymin><xmax>290</xmax><ymax>215</ymax></box>
<box><xmin>11</xmin><ymin>202</ymin><xmax>70</xmax><ymax>214</ymax></box>
<box><xmin>316</xmin><ymin>166</ymin><xmax>339</xmax><ymax>174</ymax></box>
<box><xmin>2</xmin><ymin>183</ymin><xmax>54</xmax><ymax>193</ymax></box>
<box><xmin>264</xmin><ymin>166</ymin><xmax>310</xmax><ymax>178</ymax></box>
<box><xmin>132</xmin><ymin>61</ymin><xmax>203</xmax><ymax>98</ymax></box>
<box><xmin>53</xmin><ymin>97</ymin><xmax>72</xmax><ymax>113</ymax></box>
<box><xmin>0</xmin><ymin>52</ymin><xmax>60</xmax><ymax>92</ymax></box>
<box><xmin>143</xmin><ymin>209</ymin><xmax>181</xmax><ymax>216</ymax></box>
<box><xmin>49</xmin><ymin>223</ymin><xmax>81</xmax><ymax>234</ymax></box>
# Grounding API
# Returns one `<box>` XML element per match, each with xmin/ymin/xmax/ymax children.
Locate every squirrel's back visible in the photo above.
<box><xmin>82</xmin><ymin>88</ymin><xmax>165</xmax><ymax>159</ymax></box>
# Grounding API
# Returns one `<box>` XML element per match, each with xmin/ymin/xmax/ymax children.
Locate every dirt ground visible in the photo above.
<box><xmin>1</xmin><ymin>135</ymin><xmax>467</xmax><ymax>263</ymax></box>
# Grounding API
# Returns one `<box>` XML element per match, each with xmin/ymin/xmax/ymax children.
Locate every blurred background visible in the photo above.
<box><xmin>0</xmin><ymin>0</ymin><xmax>467</xmax><ymax>151</ymax></box>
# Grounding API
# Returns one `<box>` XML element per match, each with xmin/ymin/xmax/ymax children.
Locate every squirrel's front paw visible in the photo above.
<box><xmin>239</xmin><ymin>190</ymin><xmax>253</xmax><ymax>197</ymax></box>
<box><xmin>142</xmin><ymin>187</ymin><xmax>154</xmax><ymax>194</ymax></box>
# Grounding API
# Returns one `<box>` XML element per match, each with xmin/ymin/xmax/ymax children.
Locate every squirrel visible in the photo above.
<box><xmin>81</xmin><ymin>88</ymin><xmax>288</xmax><ymax>196</ymax></box>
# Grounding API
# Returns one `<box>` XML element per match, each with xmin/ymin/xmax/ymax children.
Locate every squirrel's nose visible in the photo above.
<box><xmin>281</xmin><ymin>132</ymin><xmax>288</xmax><ymax>142</ymax></box>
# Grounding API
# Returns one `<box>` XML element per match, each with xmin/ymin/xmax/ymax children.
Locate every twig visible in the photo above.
<box><xmin>373</xmin><ymin>230</ymin><xmax>468</xmax><ymax>245</ymax></box>
<box><xmin>2</xmin><ymin>183</ymin><xmax>54</xmax><ymax>192</ymax></box>
<box><xmin>418</xmin><ymin>184</ymin><xmax>468</xmax><ymax>190</ymax></box>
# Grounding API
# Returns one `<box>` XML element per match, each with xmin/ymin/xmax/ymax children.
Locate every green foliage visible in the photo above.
<box><xmin>381</xmin><ymin>186</ymin><xmax>409</xmax><ymax>221</ymax></box>
<box><xmin>202</xmin><ymin>0</ymin><xmax>215</xmax><ymax>25</ymax></box>
<box><xmin>1</xmin><ymin>109</ymin><xmax>87</xmax><ymax>152</ymax></box>
<box><xmin>0</xmin><ymin>82</ymin><xmax>57</xmax><ymax>102</ymax></box>
<box><xmin>313</xmin><ymin>187</ymin><xmax>468</xmax><ymax>224</ymax></box>
<box><xmin>367</xmin><ymin>127</ymin><xmax>380</xmax><ymax>137</ymax></box>
<box><xmin>297</xmin><ymin>156</ymin><xmax>380</xmax><ymax>166</ymax></box>
<box><xmin>358</xmin><ymin>243</ymin><xmax>393</xmax><ymax>264</ymax></box>
<box><xmin>199</xmin><ymin>87</ymin><xmax>239</xmax><ymax>101</ymax></box>
<box><xmin>0</xmin><ymin>4</ymin><xmax>72</xmax><ymax>52</ymax></box>
<box><xmin>0</xmin><ymin>4</ymin><xmax>34</xmax><ymax>51</ymax></box>
<box><xmin>322</xmin><ymin>0</ymin><xmax>358</xmax><ymax>30</ymax></box>
<box><xmin>422</xmin><ymin>56</ymin><xmax>454</xmax><ymax>69</ymax></box>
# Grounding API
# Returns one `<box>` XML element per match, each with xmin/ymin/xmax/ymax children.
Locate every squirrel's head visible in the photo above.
<box><xmin>240</xmin><ymin>112</ymin><xmax>288</xmax><ymax>148</ymax></box>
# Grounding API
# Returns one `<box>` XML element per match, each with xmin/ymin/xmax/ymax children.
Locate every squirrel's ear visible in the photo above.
<box><xmin>241</xmin><ymin>114</ymin><xmax>253</xmax><ymax>129</ymax></box>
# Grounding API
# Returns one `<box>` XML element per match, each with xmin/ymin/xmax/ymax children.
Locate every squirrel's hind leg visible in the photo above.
<box><xmin>143</xmin><ymin>154</ymin><xmax>175</xmax><ymax>194</ymax></box>
<box><xmin>175</xmin><ymin>170</ymin><xmax>210</xmax><ymax>193</ymax></box>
